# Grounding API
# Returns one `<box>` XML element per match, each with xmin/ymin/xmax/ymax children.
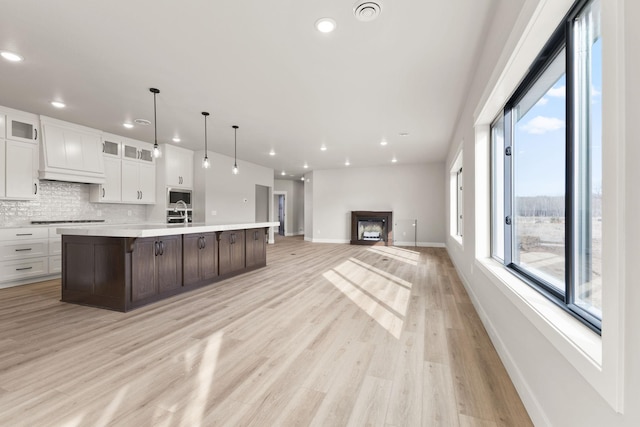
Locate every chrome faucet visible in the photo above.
<box><xmin>173</xmin><ymin>200</ymin><xmax>189</xmax><ymax>224</ymax></box>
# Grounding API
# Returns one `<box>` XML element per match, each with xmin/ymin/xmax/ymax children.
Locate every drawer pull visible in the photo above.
<box><xmin>15</xmin><ymin>248</ymin><xmax>32</xmax><ymax>252</ymax></box>
<box><xmin>16</xmin><ymin>267</ymin><xmax>33</xmax><ymax>271</ymax></box>
<box><xmin>16</xmin><ymin>233</ymin><xmax>33</xmax><ymax>236</ymax></box>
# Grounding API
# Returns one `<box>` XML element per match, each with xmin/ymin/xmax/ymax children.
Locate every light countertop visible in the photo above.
<box><xmin>57</xmin><ymin>222</ymin><xmax>280</xmax><ymax>238</ymax></box>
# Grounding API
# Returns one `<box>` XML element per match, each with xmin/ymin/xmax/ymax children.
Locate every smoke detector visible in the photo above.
<box><xmin>353</xmin><ymin>0</ymin><xmax>382</xmax><ymax>22</ymax></box>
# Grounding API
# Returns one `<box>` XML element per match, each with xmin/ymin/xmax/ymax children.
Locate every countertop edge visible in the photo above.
<box><xmin>57</xmin><ymin>222</ymin><xmax>281</xmax><ymax>238</ymax></box>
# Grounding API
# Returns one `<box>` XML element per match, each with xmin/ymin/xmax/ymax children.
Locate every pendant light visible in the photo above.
<box><xmin>202</xmin><ymin>112</ymin><xmax>210</xmax><ymax>169</ymax></box>
<box><xmin>150</xmin><ymin>88</ymin><xmax>161</xmax><ymax>157</ymax></box>
<box><xmin>232</xmin><ymin>125</ymin><xmax>239</xmax><ymax>175</ymax></box>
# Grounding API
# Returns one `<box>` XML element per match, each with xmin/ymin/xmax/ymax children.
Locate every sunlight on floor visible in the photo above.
<box><xmin>94</xmin><ymin>385</ymin><xmax>130</xmax><ymax>427</ymax></box>
<box><xmin>181</xmin><ymin>331</ymin><xmax>224</xmax><ymax>427</ymax></box>
<box><xmin>367</xmin><ymin>246</ymin><xmax>420</xmax><ymax>266</ymax></box>
<box><xmin>323</xmin><ymin>258</ymin><xmax>413</xmax><ymax>339</ymax></box>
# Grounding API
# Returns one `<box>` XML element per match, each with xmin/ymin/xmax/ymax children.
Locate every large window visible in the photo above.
<box><xmin>491</xmin><ymin>0</ymin><xmax>601</xmax><ymax>330</ymax></box>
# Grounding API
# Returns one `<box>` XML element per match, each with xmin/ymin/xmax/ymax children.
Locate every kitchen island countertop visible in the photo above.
<box><xmin>57</xmin><ymin>222</ymin><xmax>280</xmax><ymax>238</ymax></box>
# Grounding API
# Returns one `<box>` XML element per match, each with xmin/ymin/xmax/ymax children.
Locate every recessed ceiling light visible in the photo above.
<box><xmin>320</xmin><ymin>145</ymin><xmax>327</xmax><ymax>151</ymax></box>
<box><xmin>134</xmin><ymin>118</ymin><xmax>151</xmax><ymax>126</ymax></box>
<box><xmin>1</xmin><ymin>51</ymin><xmax>23</xmax><ymax>62</ymax></box>
<box><xmin>50</xmin><ymin>101</ymin><xmax>65</xmax><ymax>109</ymax></box>
<box><xmin>345</xmin><ymin>160</ymin><xmax>350</xmax><ymax>166</ymax></box>
<box><xmin>391</xmin><ymin>157</ymin><xmax>398</xmax><ymax>163</ymax></box>
<box><xmin>301</xmin><ymin>177</ymin><xmax>305</xmax><ymax>181</ymax></box>
<box><xmin>281</xmin><ymin>171</ymin><xmax>286</xmax><ymax>176</ymax></box>
<box><xmin>303</xmin><ymin>163</ymin><xmax>308</xmax><ymax>169</ymax></box>
<box><xmin>399</xmin><ymin>132</ymin><xmax>409</xmax><ymax>137</ymax></box>
<box><xmin>380</xmin><ymin>140</ymin><xmax>388</xmax><ymax>146</ymax></box>
<box><xmin>269</xmin><ymin>149</ymin><xmax>276</xmax><ymax>156</ymax></box>
<box><xmin>172</xmin><ymin>137</ymin><xmax>181</xmax><ymax>143</ymax></box>
<box><xmin>316</xmin><ymin>18</ymin><xmax>336</xmax><ymax>33</ymax></box>
<box><xmin>123</xmin><ymin>122</ymin><xmax>134</xmax><ymax>129</ymax></box>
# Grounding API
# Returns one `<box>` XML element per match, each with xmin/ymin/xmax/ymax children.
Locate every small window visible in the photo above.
<box><xmin>450</xmin><ymin>150</ymin><xmax>463</xmax><ymax>241</ymax></box>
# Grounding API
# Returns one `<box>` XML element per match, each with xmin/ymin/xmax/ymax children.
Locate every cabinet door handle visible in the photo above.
<box><xmin>154</xmin><ymin>241</ymin><xmax>159</xmax><ymax>256</ymax></box>
<box><xmin>34</xmin><ymin>128</ymin><xmax>38</xmax><ymax>140</ymax></box>
<box><xmin>16</xmin><ymin>267</ymin><xmax>33</xmax><ymax>271</ymax></box>
<box><xmin>201</xmin><ymin>236</ymin><xmax>206</xmax><ymax>249</ymax></box>
<box><xmin>102</xmin><ymin>188</ymin><xmax>105</xmax><ymax>198</ymax></box>
<box><xmin>34</xmin><ymin>183</ymin><xmax>38</xmax><ymax>195</ymax></box>
<box><xmin>16</xmin><ymin>233</ymin><xmax>33</xmax><ymax>236</ymax></box>
<box><xmin>140</xmin><ymin>191</ymin><xmax>143</xmax><ymax>200</ymax></box>
<box><xmin>161</xmin><ymin>241</ymin><xmax>165</xmax><ymax>255</ymax></box>
<box><xmin>15</xmin><ymin>248</ymin><xmax>32</xmax><ymax>252</ymax></box>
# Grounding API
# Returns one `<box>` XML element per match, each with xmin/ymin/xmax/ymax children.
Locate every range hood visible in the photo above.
<box><xmin>39</xmin><ymin>116</ymin><xmax>105</xmax><ymax>184</ymax></box>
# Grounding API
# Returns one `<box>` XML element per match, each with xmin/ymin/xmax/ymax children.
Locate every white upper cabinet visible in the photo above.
<box><xmin>6</xmin><ymin>113</ymin><xmax>38</xmax><ymax>144</ymax></box>
<box><xmin>0</xmin><ymin>140</ymin><xmax>5</xmax><ymax>199</ymax></box>
<box><xmin>39</xmin><ymin>116</ymin><xmax>105</xmax><ymax>184</ymax></box>
<box><xmin>101</xmin><ymin>133</ymin><xmax>122</xmax><ymax>159</ymax></box>
<box><xmin>123</xmin><ymin>139</ymin><xmax>155</xmax><ymax>164</ymax></box>
<box><xmin>89</xmin><ymin>156</ymin><xmax>121</xmax><ymax>203</ymax></box>
<box><xmin>90</xmin><ymin>136</ymin><xmax>156</xmax><ymax>205</ymax></box>
<box><xmin>164</xmin><ymin>144</ymin><xmax>193</xmax><ymax>189</ymax></box>
<box><xmin>0</xmin><ymin>106</ymin><xmax>39</xmax><ymax>200</ymax></box>
<box><xmin>5</xmin><ymin>140</ymin><xmax>38</xmax><ymax>200</ymax></box>
<box><xmin>121</xmin><ymin>159</ymin><xmax>156</xmax><ymax>204</ymax></box>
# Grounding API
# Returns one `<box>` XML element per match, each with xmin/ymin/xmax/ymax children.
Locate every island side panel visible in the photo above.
<box><xmin>62</xmin><ymin>235</ymin><xmax>127</xmax><ymax>311</ymax></box>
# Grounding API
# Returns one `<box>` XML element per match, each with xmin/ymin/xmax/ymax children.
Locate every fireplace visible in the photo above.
<box><xmin>350</xmin><ymin>211</ymin><xmax>393</xmax><ymax>246</ymax></box>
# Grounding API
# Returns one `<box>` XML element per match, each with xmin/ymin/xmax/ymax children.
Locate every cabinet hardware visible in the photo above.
<box><xmin>154</xmin><ymin>241</ymin><xmax>160</xmax><ymax>256</ymax></box>
<box><xmin>34</xmin><ymin>183</ymin><xmax>37</xmax><ymax>195</ymax></box>
<box><xmin>16</xmin><ymin>267</ymin><xmax>33</xmax><ymax>271</ymax></box>
<box><xmin>15</xmin><ymin>248</ymin><xmax>32</xmax><ymax>252</ymax></box>
<box><xmin>505</xmin><ymin>216</ymin><xmax>512</xmax><ymax>225</ymax></box>
<box><xmin>160</xmin><ymin>241</ymin><xmax>165</xmax><ymax>255</ymax></box>
<box><xmin>102</xmin><ymin>188</ymin><xmax>105</xmax><ymax>198</ymax></box>
<box><xmin>34</xmin><ymin>128</ymin><xmax>38</xmax><ymax>140</ymax></box>
<box><xmin>16</xmin><ymin>233</ymin><xmax>33</xmax><ymax>236</ymax></box>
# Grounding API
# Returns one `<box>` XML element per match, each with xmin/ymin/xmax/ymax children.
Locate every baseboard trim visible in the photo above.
<box><xmin>446</xmin><ymin>248</ymin><xmax>550</xmax><ymax>427</ymax></box>
<box><xmin>394</xmin><ymin>241</ymin><xmax>446</xmax><ymax>248</ymax></box>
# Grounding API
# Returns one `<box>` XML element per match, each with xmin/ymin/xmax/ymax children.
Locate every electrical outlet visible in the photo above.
<box><xmin>211</xmin><ymin>210</ymin><xmax>217</xmax><ymax>216</ymax></box>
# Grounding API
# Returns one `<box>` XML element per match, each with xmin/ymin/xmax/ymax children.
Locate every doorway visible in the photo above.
<box><xmin>277</xmin><ymin>195</ymin><xmax>285</xmax><ymax>236</ymax></box>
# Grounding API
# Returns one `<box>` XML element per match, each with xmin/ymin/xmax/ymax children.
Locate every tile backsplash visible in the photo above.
<box><xmin>0</xmin><ymin>180</ymin><xmax>147</xmax><ymax>226</ymax></box>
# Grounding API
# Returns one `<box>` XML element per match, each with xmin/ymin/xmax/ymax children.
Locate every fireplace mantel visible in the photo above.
<box><xmin>350</xmin><ymin>211</ymin><xmax>393</xmax><ymax>246</ymax></box>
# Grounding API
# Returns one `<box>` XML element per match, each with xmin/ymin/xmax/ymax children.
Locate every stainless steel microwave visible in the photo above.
<box><xmin>167</xmin><ymin>188</ymin><xmax>192</xmax><ymax>209</ymax></box>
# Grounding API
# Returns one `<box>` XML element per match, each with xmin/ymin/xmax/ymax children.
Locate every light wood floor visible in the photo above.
<box><xmin>0</xmin><ymin>236</ymin><xmax>532</xmax><ymax>426</ymax></box>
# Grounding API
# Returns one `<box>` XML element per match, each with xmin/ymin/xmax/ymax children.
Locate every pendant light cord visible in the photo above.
<box><xmin>150</xmin><ymin>88</ymin><xmax>160</xmax><ymax>155</ymax></box>
<box><xmin>233</xmin><ymin>125</ymin><xmax>239</xmax><ymax>167</ymax></box>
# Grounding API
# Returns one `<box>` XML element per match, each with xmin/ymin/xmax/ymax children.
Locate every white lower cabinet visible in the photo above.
<box><xmin>0</xmin><ymin>227</ymin><xmax>62</xmax><ymax>287</ymax></box>
<box><xmin>49</xmin><ymin>255</ymin><xmax>62</xmax><ymax>274</ymax></box>
<box><xmin>0</xmin><ymin>257</ymin><xmax>49</xmax><ymax>282</ymax></box>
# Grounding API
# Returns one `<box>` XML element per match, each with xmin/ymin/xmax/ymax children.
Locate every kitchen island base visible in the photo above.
<box><xmin>61</xmin><ymin>226</ymin><xmax>269</xmax><ymax>312</ymax></box>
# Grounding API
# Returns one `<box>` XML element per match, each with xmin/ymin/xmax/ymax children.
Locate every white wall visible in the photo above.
<box><xmin>194</xmin><ymin>150</ymin><xmax>275</xmax><ymax>241</ymax></box>
<box><xmin>274</xmin><ymin>179</ymin><xmax>304</xmax><ymax>236</ymax></box>
<box><xmin>304</xmin><ymin>171</ymin><xmax>314</xmax><ymax>240</ymax></box>
<box><xmin>445</xmin><ymin>0</ymin><xmax>640</xmax><ymax>425</ymax></box>
<box><xmin>305</xmin><ymin>163</ymin><xmax>445</xmax><ymax>245</ymax></box>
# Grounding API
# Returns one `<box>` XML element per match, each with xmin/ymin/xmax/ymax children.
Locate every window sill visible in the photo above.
<box><xmin>450</xmin><ymin>234</ymin><xmax>463</xmax><ymax>248</ymax></box>
<box><xmin>475</xmin><ymin>257</ymin><xmax>602</xmax><ymax>368</ymax></box>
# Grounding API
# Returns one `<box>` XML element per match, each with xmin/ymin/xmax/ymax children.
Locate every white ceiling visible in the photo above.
<box><xmin>0</xmin><ymin>0</ymin><xmax>496</xmax><ymax>179</ymax></box>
